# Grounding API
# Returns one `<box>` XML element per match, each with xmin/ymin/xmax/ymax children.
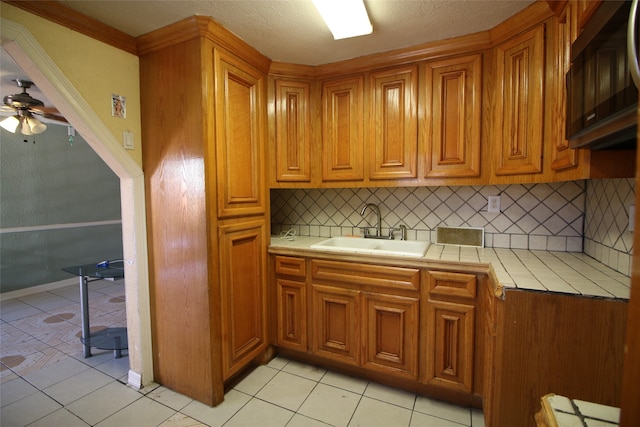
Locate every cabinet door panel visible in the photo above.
<box><xmin>362</xmin><ymin>293</ymin><xmax>419</xmax><ymax>379</ymax></box>
<box><xmin>494</xmin><ymin>24</ymin><xmax>545</xmax><ymax>176</ymax></box>
<box><xmin>275</xmin><ymin>79</ymin><xmax>311</xmax><ymax>182</ymax></box>
<box><xmin>369</xmin><ymin>65</ymin><xmax>418</xmax><ymax>180</ymax></box>
<box><xmin>427</xmin><ymin>270</ymin><xmax>477</xmax><ymax>301</ymax></box>
<box><xmin>219</xmin><ymin>220</ymin><xmax>267</xmax><ymax>379</ymax></box>
<box><xmin>215</xmin><ymin>49</ymin><xmax>265</xmax><ymax>217</ymax></box>
<box><xmin>276</xmin><ymin>278</ymin><xmax>307</xmax><ymax>351</ymax></box>
<box><xmin>551</xmin><ymin>4</ymin><xmax>579</xmax><ymax>171</ymax></box>
<box><xmin>312</xmin><ymin>284</ymin><xmax>360</xmax><ymax>365</ymax></box>
<box><xmin>424</xmin><ymin>54</ymin><xmax>482</xmax><ymax>178</ymax></box>
<box><xmin>425</xmin><ymin>300</ymin><xmax>475</xmax><ymax>392</ymax></box>
<box><xmin>322</xmin><ymin>76</ymin><xmax>364</xmax><ymax>181</ymax></box>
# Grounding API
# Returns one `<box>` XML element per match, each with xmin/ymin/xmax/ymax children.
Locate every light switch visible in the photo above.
<box><xmin>123</xmin><ymin>131</ymin><xmax>134</xmax><ymax>150</ymax></box>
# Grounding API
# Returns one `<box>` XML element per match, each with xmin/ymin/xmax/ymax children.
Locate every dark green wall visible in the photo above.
<box><xmin>0</xmin><ymin>123</ymin><xmax>122</xmax><ymax>293</ymax></box>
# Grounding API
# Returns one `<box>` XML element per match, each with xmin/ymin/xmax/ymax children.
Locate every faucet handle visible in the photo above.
<box><xmin>389</xmin><ymin>225</ymin><xmax>407</xmax><ymax>240</ymax></box>
<box><xmin>359</xmin><ymin>227</ymin><xmax>373</xmax><ymax>237</ymax></box>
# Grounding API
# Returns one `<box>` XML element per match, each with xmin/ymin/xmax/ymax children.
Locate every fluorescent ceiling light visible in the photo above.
<box><xmin>312</xmin><ymin>0</ymin><xmax>373</xmax><ymax>40</ymax></box>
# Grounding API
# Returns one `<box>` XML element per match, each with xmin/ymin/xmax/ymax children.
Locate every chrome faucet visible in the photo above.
<box><xmin>360</xmin><ymin>203</ymin><xmax>382</xmax><ymax>238</ymax></box>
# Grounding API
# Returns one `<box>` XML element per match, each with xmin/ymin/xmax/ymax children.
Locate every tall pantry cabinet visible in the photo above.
<box><xmin>138</xmin><ymin>17</ymin><xmax>271</xmax><ymax>406</ymax></box>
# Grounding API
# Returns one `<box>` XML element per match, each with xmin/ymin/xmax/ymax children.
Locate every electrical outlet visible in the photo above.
<box><xmin>488</xmin><ymin>195</ymin><xmax>501</xmax><ymax>213</ymax></box>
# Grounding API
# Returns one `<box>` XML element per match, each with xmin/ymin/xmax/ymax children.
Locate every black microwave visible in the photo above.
<box><xmin>567</xmin><ymin>0</ymin><xmax>638</xmax><ymax>150</ymax></box>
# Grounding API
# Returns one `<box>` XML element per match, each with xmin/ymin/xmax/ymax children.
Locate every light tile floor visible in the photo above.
<box><xmin>1</xmin><ymin>282</ymin><xmax>485</xmax><ymax>426</ymax></box>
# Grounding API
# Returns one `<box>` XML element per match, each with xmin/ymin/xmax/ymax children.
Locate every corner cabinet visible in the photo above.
<box><xmin>139</xmin><ymin>17</ymin><xmax>270</xmax><ymax>406</ymax></box>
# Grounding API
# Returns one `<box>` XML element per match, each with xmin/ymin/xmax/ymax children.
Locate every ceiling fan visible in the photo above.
<box><xmin>0</xmin><ymin>79</ymin><xmax>67</xmax><ymax>135</ymax></box>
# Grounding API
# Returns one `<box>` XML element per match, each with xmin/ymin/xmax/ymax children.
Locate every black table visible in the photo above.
<box><xmin>62</xmin><ymin>260</ymin><xmax>127</xmax><ymax>358</ymax></box>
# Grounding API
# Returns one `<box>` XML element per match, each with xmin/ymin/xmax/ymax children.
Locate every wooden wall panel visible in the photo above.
<box><xmin>141</xmin><ymin>38</ymin><xmax>221</xmax><ymax>405</ymax></box>
<box><xmin>490</xmin><ymin>290</ymin><xmax>627</xmax><ymax>427</ymax></box>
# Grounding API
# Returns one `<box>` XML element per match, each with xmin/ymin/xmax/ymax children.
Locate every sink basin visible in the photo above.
<box><xmin>310</xmin><ymin>237</ymin><xmax>430</xmax><ymax>258</ymax></box>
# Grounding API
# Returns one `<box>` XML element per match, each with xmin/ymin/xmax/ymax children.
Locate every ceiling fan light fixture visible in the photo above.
<box><xmin>0</xmin><ymin>115</ymin><xmax>20</xmax><ymax>133</ymax></box>
<box><xmin>311</xmin><ymin>0</ymin><xmax>372</xmax><ymax>40</ymax></box>
<box><xmin>25</xmin><ymin>116</ymin><xmax>47</xmax><ymax>134</ymax></box>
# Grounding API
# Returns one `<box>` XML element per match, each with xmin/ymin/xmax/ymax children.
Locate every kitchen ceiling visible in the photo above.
<box><xmin>57</xmin><ymin>0</ymin><xmax>536</xmax><ymax>66</ymax></box>
<box><xmin>2</xmin><ymin>0</ymin><xmax>535</xmax><ymax>123</ymax></box>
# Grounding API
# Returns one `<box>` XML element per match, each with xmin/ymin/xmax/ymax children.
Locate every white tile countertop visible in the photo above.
<box><xmin>538</xmin><ymin>394</ymin><xmax>620</xmax><ymax>426</ymax></box>
<box><xmin>269</xmin><ymin>236</ymin><xmax>631</xmax><ymax>300</ymax></box>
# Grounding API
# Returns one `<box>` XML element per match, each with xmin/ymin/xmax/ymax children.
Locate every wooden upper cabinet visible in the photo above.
<box><xmin>550</xmin><ymin>5</ymin><xmax>580</xmax><ymax>172</ymax></box>
<box><xmin>368</xmin><ymin>65</ymin><xmax>418</xmax><ymax>180</ymax></box>
<box><xmin>322</xmin><ymin>75</ymin><xmax>365</xmax><ymax>181</ymax></box>
<box><xmin>424</xmin><ymin>54</ymin><xmax>482</xmax><ymax>178</ymax></box>
<box><xmin>493</xmin><ymin>24</ymin><xmax>545</xmax><ymax>176</ymax></box>
<box><xmin>274</xmin><ymin>79</ymin><xmax>312</xmax><ymax>182</ymax></box>
<box><xmin>575</xmin><ymin>0</ymin><xmax>602</xmax><ymax>31</ymax></box>
<box><xmin>215</xmin><ymin>48</ymin><xmax>266</xmax><ymax>217</ymax></box>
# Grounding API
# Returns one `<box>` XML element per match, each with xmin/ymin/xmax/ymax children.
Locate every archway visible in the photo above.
<box><xmin>1</xmin><ymin>18</ymin><xmax>153</xmax><ymax>388</ymax></box>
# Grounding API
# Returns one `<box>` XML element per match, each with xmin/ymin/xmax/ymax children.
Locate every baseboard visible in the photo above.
<box><xmin>0</xmin><ymin>277</ymin><xmax>78</xmax><ymax>301</ymax></box>
<box><xmin>128</xmin><ymin>370</ymin><xmax>142</xmax><ymax>389</ymax></box>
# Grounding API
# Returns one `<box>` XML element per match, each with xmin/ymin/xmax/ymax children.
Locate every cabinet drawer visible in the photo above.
<box><xmin>312</xmin><ymin>259</ymin><xmax>420</xmax><ymax>292</ymax></box>
<box><xmin>275</xmin><ymin>256</ymin><xmax>306</xmax><ymax>278</ymax></box>
<box><xmin>426</xmin><ymin>270</ymin><xmax>476</xmax><ymax>301</ymax></box>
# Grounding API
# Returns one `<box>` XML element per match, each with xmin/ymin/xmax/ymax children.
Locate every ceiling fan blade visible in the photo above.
<box><xmin>30</xmin><ymin>105</ymin><xmax>61</xmax><ymax>115</ymax></box>
<box><xmin>30</xmin><ymin>105</ymin><xmax>68</xmax><ymax>123</ymax></box>
<box><xmin>32</xmin><ymin>110</ymin><xmax>68</xmax><ymax>123</ymax></box>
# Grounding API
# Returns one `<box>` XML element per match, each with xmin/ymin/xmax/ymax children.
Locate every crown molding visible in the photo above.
<box><xmin>3</xmin><ymin>0</ymin><xmax>137</xmax><ymax>55</ymax></box>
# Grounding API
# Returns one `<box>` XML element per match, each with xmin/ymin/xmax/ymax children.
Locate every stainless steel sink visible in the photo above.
<box><xmin>310</xmin><ymin>237</ymin><xmax>430</xmax><ymax>258</ymax></box>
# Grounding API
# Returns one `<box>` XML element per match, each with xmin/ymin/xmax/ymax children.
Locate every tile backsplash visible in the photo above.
<box><xmin>271</xmin><ymin>178</ymin><xmax>635</xmax><ymax>276</ymax></box>
<box><xmin>584</xmin><ymin>178</ymin><xmax>635</xmax><ymax>275</ymax></box>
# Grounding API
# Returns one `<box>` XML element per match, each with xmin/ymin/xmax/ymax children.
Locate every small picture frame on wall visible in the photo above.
<box><xmin>111</xmin><ymin>94</ymin><xmax>126</xmax><ymax>119</ymax></box>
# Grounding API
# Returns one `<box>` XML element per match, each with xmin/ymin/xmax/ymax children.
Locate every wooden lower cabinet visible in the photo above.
<box><xmin>218</xmin><ymin>220</ymin><xmax>268</xmax><ymax>380</ymax></box>
<box><xmin>362</xmin><ymin>292</ymin><xmax>419</xmax><ymax>379</ymax></box>
<box><xmin>276</xmin><ymin>278</ymin><xmax>307</xmax><ymax>351</ymax></box>
<box><xmin>271</xmin><ymin>256</ymin><xmax>482</xmax><ymax>405</ymax></box>
<box><xmin>311</xmin><ymin>284</ymin><xmax>360</xmax><ymax>365</ymax></box>
<box><xmin>424</xmin><ymin>299</ymin><xmax>475</xmax><ymax>392</ymax></box>
<box><xmin>423</xmin><ymin>270</ymin><xmax>478</xmax><ymax>394</ymax></box>
<box><xmin>274</xmin><ymin>256</ymin><xmax>307</xmax><ymax>351</ymax></box>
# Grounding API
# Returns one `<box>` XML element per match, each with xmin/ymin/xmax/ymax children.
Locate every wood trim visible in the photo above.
<box><xmin>136</xmin><ymin>15</ymin><xmax>271</xmax><ymax>73</ymax></box>
<box><xmin>313</xmin><ymin>32</ymin><xmax>492</xmax><ymax>79</ymax></box>
<box><xmin>620</xmin><ymin>117</ymin><xmax>640</xmax><ymax>426</ymax></box>
<box><xmin>489</xmin><ymin>1</ymin><xmax>554</xmax><ymax>45</ymax></box>
<box><xmin>4</xmin><ymin>0</ymin><xmax>137</xmax><ymax>55</ymax></box>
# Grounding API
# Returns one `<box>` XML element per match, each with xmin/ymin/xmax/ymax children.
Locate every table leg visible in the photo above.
<box><xmin>79</xmin><ymin>274</ymin><xmax>92</xmax><ymax>358</ymax></box>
